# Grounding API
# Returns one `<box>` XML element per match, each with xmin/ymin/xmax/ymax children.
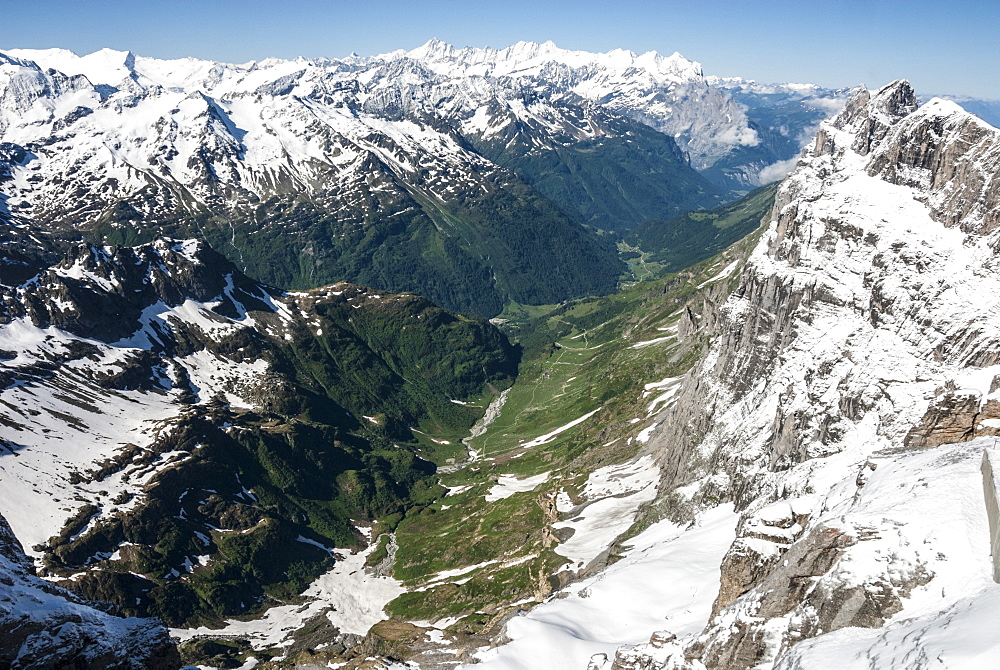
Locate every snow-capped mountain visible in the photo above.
<box><xmin>388</xmin><ymin>39</ymin><xmax>756</xmax><ymax>169</ymax></box>
<box><xmin>0</xmin><ymin>40</ymin><xmax>845</xmax><ymax>316</ymax></box>
<box><xmin>930</xmin><ymin>95</ymin><xmax>1000</xmax><ymax>129</ymax></box>
<box><xmin>593</xmin><ymin>81</ymin><xmax>1000</xmax><ymax>668</ymax></box>
<box><xmin>0</xmin><ymin>44</ymin><xmax>635</xmax><ymax>316</ymax></box>
<box><xmin>11</xmin><ymin>39</ymin><xmax>1000</xmax><ymax>670</ymax></box>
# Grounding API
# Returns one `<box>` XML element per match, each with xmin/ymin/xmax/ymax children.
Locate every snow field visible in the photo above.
<box><xmin>519</xmin><ymin>407</ymin><xmax>602</xmax><ymax>449</ymax></box>
<box><xmin>484</xmin><ymin>472</ymin><xmax>551</xmax><ymax>502</ymax></box>
<box><xmin>466</xmin><ymin>506</ymin><xmax>738</xmax><ymax>670</ymax></box>
<box><xmin>173</xmin><ymin>533</ymin><xmax>405</xmax><ymax>648</ymax></box>
<box><xmin>548</xmin><ymin>455</ymin><xmax>660</xmax><ymax>572</ymax></box>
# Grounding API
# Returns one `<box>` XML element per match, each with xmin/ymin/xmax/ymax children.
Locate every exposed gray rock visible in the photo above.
<box><xmin>983</xmin><ymin>448</ymin><xmax>1000</xmax><ymax>583</ymax></box>
<box><xmin>867</xmin><ymin>97</ymin><xmax>1000</xmax><ymax>236</ymax></box>
<box><xmin>711</xmin><ymin>499</ymin><xmax>812</xmax><ymax>617</ymax></box>
<box><xmin>604</xmin><ymin>630</ymin><xmax>688</xmax><ymax>670</ymax></box>
<box><xmin>645</xmin><ymin>79</ymin><xmax>1000</xmax><ymax>510</ymax></box>
<box><xmin>688</xmin><ymin>524</ymin><xmax>931</xmax><ymax>670</ymax></box>
<box><xmin>0</xmin><ymin>513</ymin><xmax>180</xmax><ymax>669</ymax></box>
<box><xmin>624</xmin><ymin>80</ymin><xmax>1000</xmax><ymax>669</ymax></box>
<box><xmin>906</xmin><ymin>388</ymin><xmax>1000</xmax><ymax>447</ymax></box>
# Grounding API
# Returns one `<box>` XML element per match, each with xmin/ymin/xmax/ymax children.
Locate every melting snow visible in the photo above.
<box><xmin>172</xmin><ymin>537</ymin><xmax>404</xmax><ymax>648</ymax></box>
<box><xmin>553</xmin><ymin>456</ymin><xmax>660</xmax><ymax>570</ymax></box>
<box><xmin>485</xmin><ymin>472</ymin><xmax>551</xmax><ymax>502</ymax></box>
<box><xmin>629</xmin><ymin>335</ymin><xmax>675</xmax><ymax>349</ymax></box>
<box><xmin>696</xmin><ymin>259</ymin><xmax>740</xmax><ymax>288</ymax></box>
<box><xmin>520</xmin><ymin>408</ymin><xmax>602</xmax><ymax>448</ymax></box>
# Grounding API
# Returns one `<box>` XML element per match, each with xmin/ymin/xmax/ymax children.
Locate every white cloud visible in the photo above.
<box><xmin>804</xmin><ymin>96</ymin><xmax>848</xmax><ymax>114</ymax></box>
<box><xmin>716</xmin><ymin>125</ymin><xmax>760</xmax><ymax>147</ymax></box>
<box><xmin>756</xmin><ymin>157</ymin><xmax>799</xmax><ymax>184</ymax></box>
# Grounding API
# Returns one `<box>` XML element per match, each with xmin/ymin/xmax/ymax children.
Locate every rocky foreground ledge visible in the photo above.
<box><xmin>0</xmin><ymin>513</ymin><xmax>181</xmax><ymax>669</ymax></box>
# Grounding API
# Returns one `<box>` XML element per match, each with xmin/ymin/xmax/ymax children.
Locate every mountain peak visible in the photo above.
<box><xmin>869</xmin><ymin>78</ymin><xmax>919</xmax><ymax>123</ymax></box>
<box><xmin>88</xmin><ymin>46</ymin><xmax>136</xmax><ymax>65</ymax></box>
<box><xmin>3</xmin><ymin>46</ymin><xmax>137</xmax><ymax>86</ymax></box>
<box><xmin>911</xmin><ymin>95</ymin><xmax>974</xmax><ymax>120</ymax></box>
<box><xmin>388</xmin><ymin>38</ymin><xmax>705</xmax><ymax>87</ymax></box>
<box><xmin>865</xmin><ymin>89</ymin><xmax>1000</xmax><ymax>235</ymax></box>
<box><xmin>409</xmin><ymin>36</ymin><xmax>455</xmax><ymax>59</ymax></box>
<box><xmin>825</xmin><ymin>79</ymin><xmax>918</xmax><ymax>156</ymax></box>
<box><xmin>836</xmin><ymin>80</ymin><xmax>916</xmax><ymax>127</ymax></box>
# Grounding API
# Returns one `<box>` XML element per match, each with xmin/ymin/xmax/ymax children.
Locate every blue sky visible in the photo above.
<box><xmin>3</xmin><ymin>0</ymin><xmax>997</xmax><ymax>98</ymax></box>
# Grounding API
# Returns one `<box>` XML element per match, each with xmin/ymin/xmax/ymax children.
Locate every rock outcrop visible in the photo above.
<box><xmin>688</xmin><ymin>523</ymin><xmax>932</xmax><ymax>670</ymax></box>
<box><xmin>586</xmin><ymin>630</ymin><xmax>688</xmax><ymax>670</ymax></box>
<box><xmin>709</xmin><ymin>498</ymin><xmax>812</xmax><ymax>617</ymax></box>
<box><xmin>982</xmin><ymin>448</ymin><xmax>1000</xmax><ymax>583</ymax></box>
<box><xmin>0</xmin><ymin>513</ymin><xmax>181</xmax><ymax>669</ymax></box>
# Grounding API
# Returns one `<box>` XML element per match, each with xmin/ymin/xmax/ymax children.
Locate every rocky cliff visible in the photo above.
<box><xmin>0</xmin><ymin>512</ymin><xmax>180</xmax><ymax>669</ymax></box>
<box><xmin>599</xmin><ymin>80</ymin><xmax>1000</xmax><ymax>669</ymax></box>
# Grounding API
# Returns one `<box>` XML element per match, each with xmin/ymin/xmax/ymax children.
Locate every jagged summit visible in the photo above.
<box><xmin>582</xmin><ymin>73</ymin><xmax>1000</xmax><ymax>670</ymax></box>
<box><xmin>844</xmin><ymin>79</ymin><xmax>918</xmax><ymax>123</ymax></box>
<box><xmin>824</xmin><ymin>79</ymin><xmax>919</xmax><ymax>155</ymax></box>
<box><xmin>814</xmin><ymin>80</ymin><xmax>1000</xmax><ymax>236</ymax></box>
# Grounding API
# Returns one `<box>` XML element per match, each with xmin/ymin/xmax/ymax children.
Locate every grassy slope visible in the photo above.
<box><xmin>626</xmin><ymin>183</ymin><xmax>778</xmax><ymax>277</ymax></box>
<box><xmin>381</xmin><ymin>220</ymin><xmax>769</xmax><ymax>629</ymax></box>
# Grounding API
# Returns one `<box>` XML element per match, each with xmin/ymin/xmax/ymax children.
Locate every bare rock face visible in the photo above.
<box><xmin>688</xmin><ymin>523</ymin><xmax>931</xmax><ymax>670</ymax></box>
<box><xmin>835</xmin><ymin>80</ymin><xmax>918</xmax><ymax>157</ymax></box>
<box><xmin>979</xmin><ymin>398</ymin><xmax>1000</xmax><ymax>438</ymax></box>
<box><xmin>867</xmin><ymin>99</ymin><xmax>1000</xmax><ymax>236</ymax></box>
<box><xmin>645</xmin><ymin>78</ymin><xmax>1000</xmax><ymax>508</ymax></box>
<box><xmin>626</xmin><ymin>80</ymin><xmax>1000</xmax><ymax>669</ymax></box>
<box><xmin>906</xmin><ymin>390</ymin><xmax>982</xmax><ymax>446</ymax></box>
<box><xmin>906</xmin><ymin>380</ymin><xmax>1000</xmax><ymax>447</ymax></box>
<box><xmin>0</xmin><ymin>513</ymin><xmax>181</xmax><ymax>670</ymax></box>
<box><xmin>711</xmin><ymin>498</ymin><xmax>812</xmax><ymax>617</ymax></box>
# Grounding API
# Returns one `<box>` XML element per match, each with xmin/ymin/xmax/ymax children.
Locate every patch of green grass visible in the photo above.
<box><xmin>365</xmin><ymin>533</ymin><xmax>392</xmax><ymax>568</ymax></box>
<box><xmin>382</xmin><ymin>220</ymin><xmax>769</xmax><ymax>627</ymax></box>
<box><xmin>392</xmin><ymin>490</ymin><xmax>548</xmax><ymax>584</ymax></box>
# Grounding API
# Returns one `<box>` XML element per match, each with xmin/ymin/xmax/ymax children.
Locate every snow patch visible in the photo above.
<box><xmin>520</xmin><ymin>408</ymin><xmax>601</xmax><ymax>448</ymax></box>
<box><xmin>485</xmin><ymin>472</ymin><xmax>551</xmax><ymax>502</ymax></box>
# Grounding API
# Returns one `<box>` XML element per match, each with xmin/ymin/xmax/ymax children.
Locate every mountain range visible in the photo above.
<box><xmin>1</xmin><ymin>38</ymin><xmax>1000</xmax><ymax>670</ymax></box>
<box><xmin>0</xmin><ymin>40</ymin><xmax>849</xmax><ymax>317</ymax></box>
